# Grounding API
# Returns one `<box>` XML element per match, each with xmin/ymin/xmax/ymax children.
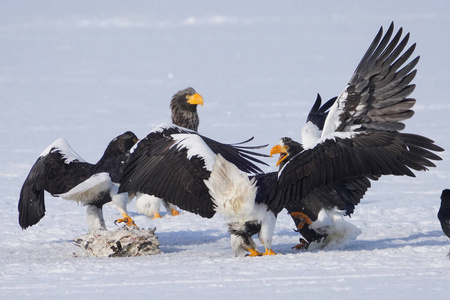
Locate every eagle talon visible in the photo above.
<box><xmin>290</xmin><ymin>212</ymin><xmax>313</xmax><ymax>229</ymax></box>
<box><xmin>263</xmin><ymin>249</ymin><xmax>276</xmax><ymax>256</ymax></box>
<box><xmin>115</xmin><ymin>215</ymin><xmax>138</xmax><ymax>228</ymax></box>
<box><xmin>246</xmin><ymin>248</ymin><xmax>263</xmax><ymax>257</ymax></box>
<box><xmin>292</xmin><ymin>238</ymin><xmax>309</xmax><ymax>251</ymax></box>
<box><xmin>152</xmin><ymin>213</ymin><xmax>162</xmax><ymax>219</ymax></box>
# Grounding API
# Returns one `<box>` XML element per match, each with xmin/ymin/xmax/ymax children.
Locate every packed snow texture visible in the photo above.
<box><xmin>1</xmin><ymin>1</ymin><xmax>450</xmax><ymax>299</ymax></box>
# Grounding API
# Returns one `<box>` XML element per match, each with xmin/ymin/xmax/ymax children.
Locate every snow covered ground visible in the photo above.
<box><xmin>1</xmin><ymin>1</ymin><xmax>450</xmax><ymax>299</ymax></box>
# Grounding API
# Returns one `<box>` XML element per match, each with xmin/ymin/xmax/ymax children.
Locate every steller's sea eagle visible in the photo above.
<box><xmin>438</xmin><ymin>189</ymin><xmax>450</xmax><ymax>257</ymax></box>
<box><xmin>133</xmin><ymin>87</ymin><xmax>204</xmax><ymax>220</ymax></box>
<box><xmin>118</xmin><ymin>123</ymin><xmax>272</xmax><ymax>256</ymax></box>
<box><xmin>18</xmin><ymin>131</ymin><xmax>138</xmax><ymax>232</ymax></box>
<box><xmin>124</xmin><ymin>23</ymin><xmax>443</xmax><ymax>257</ymax></box>
<box><xmin>269</xmin><ymin>22</ymin><xmax>444</xmax><ymax>250</ymax></box>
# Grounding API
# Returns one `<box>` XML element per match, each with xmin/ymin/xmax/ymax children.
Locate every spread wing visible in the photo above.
<box><xmin>284</xmin><ymin>175</ymin><xmax>377</xmax><ymax>220</ymax></box>
<box><xmin>274</xmin><ymin>131</ymin><xmax>443</xmax><ymax>211</ymax></box>
<box><xmin>119</xmin><ymin>124</ymin><xmax>269</xmax><ymax>218</ymax></box>
<box><xmin>322</xmin><ymin>22</ymin><xmax>419</xmax><ymax>137</ymax></box>
<box><xmin>18</xmin><ymin>139</ymin><xmax>94</xmax><ymax>229</ymax></box>
<box><xmin>289</xmin><ymin>23</ymin><xmax>429</xmax><ymax>224</ymax></box>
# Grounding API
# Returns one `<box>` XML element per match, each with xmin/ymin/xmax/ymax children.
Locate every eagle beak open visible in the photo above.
<box><xmin>270</xmin><ymin>145</ymin><xmax>288</xmax><ymax>167</ymax></box>
<box><xmin>186</xmin><ymin>93</ymin><xmax>204</xmax><ymax>106</ymax></box>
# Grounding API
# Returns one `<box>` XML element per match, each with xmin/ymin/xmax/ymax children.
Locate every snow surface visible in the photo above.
<box><xmin>1</xmin><ymin>0</ymin><xmax>450</xmax><ymax>299</ymax></box>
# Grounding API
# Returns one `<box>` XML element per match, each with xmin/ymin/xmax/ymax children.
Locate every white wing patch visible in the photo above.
<box><xmin>151</xmin><ymin>122</ymin><xmax>172</xmax><ymax>133</ymax></box>
<box><xmin>57</xmin><ymin>172</ymin><xmax>111</xmax><ymax>204</ymax></box>
<box><xmin>40</xmin><ymin>138</ymin><xmax>85</xmax><ymax>164</ymax></box>
<box><xmin>152</xmin><ymin>122</ymin><xmax>195</xmax><ymax>134</ymax></box>
<box><xmin>171</xmin><ymin>133</ymin><xmax>216</xmax><ymax>171</ymax></box>
<box><xmin>321</xmin><ymin>86</ymin><xmax>366</xmax><ymax>139</ymax></box>
<box><xmin>317</xmin><ymin>131</ymin><xmax>355</xmax><ymax>144</ymax></box>
<box><xmin>301</xmin><ymin>121</ymin><xmax>322</xmax><ymax>149</ymax></box>
<box><xmin>321</xmin><ymin>88</ymin><xmax>347</xmax><ymax>138</ymax></box>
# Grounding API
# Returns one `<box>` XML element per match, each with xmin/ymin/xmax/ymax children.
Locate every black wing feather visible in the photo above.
<box><xmin>120</xmin><ymin>127</ymin><xmax>269</xmax><ymax>218</ymax></box>
<box><xmin>334</xmin><ymin>23</ymin><xmax>419</xmax><ymax>133</ymax></box>
<box><xmin>121</xmin><ymin>136</ymin><xmax>215</xmax><ymax>218</ymax></box>
<box><xmin>18</xmin><ymin>150</ymin><xmax>94</xmax><ymax>229</ymax></box>
<box><xmin>274</xmin><ymin>131</ymin><xmax>443</xmax><ymax>213</ymax></box>
<box><xmin>306</xmin><ymin>94</ymin><xmax>337</xmax><ymax>130</ymax></box>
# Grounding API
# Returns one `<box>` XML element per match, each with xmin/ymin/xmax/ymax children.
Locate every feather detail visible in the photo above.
<box><xmin>204</xmin><ymin>154</ymin><xmax>257</xmax><ymax>220</ymax></box>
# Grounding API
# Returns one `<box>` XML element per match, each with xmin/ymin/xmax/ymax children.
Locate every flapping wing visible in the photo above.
<box><xmin>322</xmin><ymin>22</ymin><xmax>419</xmax><ymax>137</ymax></box>
<box><xmin>143</xmin><ymin>123</ymin><xmax>268</xmax><ymax>174</ymax></box>
<box><xmin>199</xmin><ymin>135</ymin><xmax>269</xmax><ymax>174</ymax></box>
<box><xmin>18</xmin><ymin>140</ymin><xmax>93</xmax><ymax>229</ymax></box>
<box><xmin>120</xmin><ymin>132</ymin><xmax>215</xmax><ymax>218</ymax></box>
<box><xmin>120</xmin><ymin>124</ymin><xmax>269</xmax><ymax>218</ymax></box>
<box><xmin>274</xmin><ymin>131</ymin><xmax>443</xmax><ymax>210</ymax></box>
<box><xmin>284</xmin><ymin>175</ymin><xmax>377</xmax><ymax>221</ymax></box>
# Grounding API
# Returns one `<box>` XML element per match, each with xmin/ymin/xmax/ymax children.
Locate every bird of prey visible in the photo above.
<box><xmin>132</xmin><ymin>87</ymin><xmax>204</xmax><ymax>220</ymax></box>
<box><xmin>269</xmin><ymin>22</ymin><xmax>444</xmax><ymax>249</ymax></box>
<box><xmin>18</xmin><ymin>131</ymin><xmax>138</xmax><ymax>232</ymax></box>
<box><xmin>118</xmin><ymin>123</ymin><xmax>272</xmax><ymax>256</ymax></box>
<box><xmin>123</xmin><ymin>23</ymin><xmax>443</xmax><ymax>257</ymax></box>
<box><xmin>438</xmin><ymin>189</ymin><xmax>450</xmax><ymax>256</ymax></box>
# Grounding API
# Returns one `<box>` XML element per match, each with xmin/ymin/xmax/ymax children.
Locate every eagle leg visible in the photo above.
<box><xmin>292</xmin><ymin>238</ymin><xmax>310</xmax><ymax>251</ymax></box>
<box><xmin>263</xmin><ymin>248</ymin><xmax>276</xmax><ymax>256</ymax></box>
<box><xmin>290</xmin><ymin>212</ymin><xmax>313</xmax><ymax>229</ymax></box>
<box><xmin>152</xmin><ymin>212</ymin><xmax>162</xmax><ymax>219</ymax></box>
<box><xmin>114</xmin><ymin>214</ymin><xmax>138</xmax><ymax>228</ymax></box>
<box><xmin>246</xmin><ymin>248</ymin><xmax>263</xmax><ymax>257</ymax></box>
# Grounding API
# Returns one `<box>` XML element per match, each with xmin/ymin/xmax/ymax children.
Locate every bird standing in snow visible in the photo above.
<box><xmin>18</xmin><ymin>131</ymin><xmax>138</xmax><ymax>232</ymax></box>
<box><xmin>122</xmin><ymin>23</ymin><xmax>444</xmax><ymax>257</ymax></box>
<box><xmin>132</xmin><ymin>87</ymin><xmax>204</xmax><ymax>220</ymax></box>
<box><xmin>269</xmin><ymin>22</ymin><xmax>444</xmax><ymax>250</ymax></box>
<box><xmin>438</xmin><ymin>189</ymin><xmax>450</xmax><ymax>256</ymax></box>
<box><xmin>118</xmin><ymin>124</ymin><xmax>272</xmax><ymax>256</ymax></box>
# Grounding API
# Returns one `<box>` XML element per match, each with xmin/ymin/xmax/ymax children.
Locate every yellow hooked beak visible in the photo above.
<box><xmin>186</xmin><ymin>93</ymin><xmax>204</xmax><ymax>106</ymax></box>
<box><xmin>270</xmin><ymin>144</ymin><xmax>289</xmax><ymax>167</ymax></box>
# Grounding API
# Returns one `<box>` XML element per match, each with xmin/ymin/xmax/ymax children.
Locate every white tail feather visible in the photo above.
<box><xmin>204</xmin><ymin>154</ymin><xmax>257</xmax><ymax>219</ymax></box>
<box><xmin>57</xmin><ymin>172</ymin><xmax>111</xmax><ymax>204</ymax></box>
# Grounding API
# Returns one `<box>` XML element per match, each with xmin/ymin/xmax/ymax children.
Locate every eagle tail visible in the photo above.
<box><xmin>204</xmin><ymin>154</ymin><xmax>257</xmax><ymax>219</ymax></box>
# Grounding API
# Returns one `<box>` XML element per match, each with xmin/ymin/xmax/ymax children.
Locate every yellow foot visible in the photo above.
<box><xmin>171</xmin><ymin>209</ymin><xmax>180</xmax><ymax>216</ymax></box>
<box><xmin>263</xmin><ymin>248</ymin><xmax>276</xmax><ymax>256</ymax></box>
<box><xmin>114</xmin><ymin>214</ymin><xmax>138</xmax><ymax>228</ymax></box>
<box><xmin>152</xmin><ymin>212</ymin><xmax>162</xmax><ymax>219</ymax></box>
<box><xmin>246</xmin><ymin>248</ymin><xmax>263</xmax><ymax>257</ymax></box>
<box><xmin>292</xmin><ymin>238</ymin><xmax>309</xmax><ymax>251</ymax></box>
<box><xmin>290</xmin><ymin>212</ymin><xmax>313</xmax><ymax>229</ymax></box>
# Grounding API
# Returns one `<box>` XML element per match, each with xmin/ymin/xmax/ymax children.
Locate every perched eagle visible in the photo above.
<box><xmin>18</xmin><ymin>131</ymin><xmax>138</xmax><ymax>232</ymax></box>
<box><xmin>269</xmin><ymin>22</ymin><xmax>444</xmax><ymax>249</ymax></box>
<box><xmin>132</xmin><ymin>87</ymin><xmax>204</xmax><ymax>220</ymax></box>
<box><xmin>438</xmin><ymin>189</ymin><xmax>450</xmax><ymax>256</ymax></box>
